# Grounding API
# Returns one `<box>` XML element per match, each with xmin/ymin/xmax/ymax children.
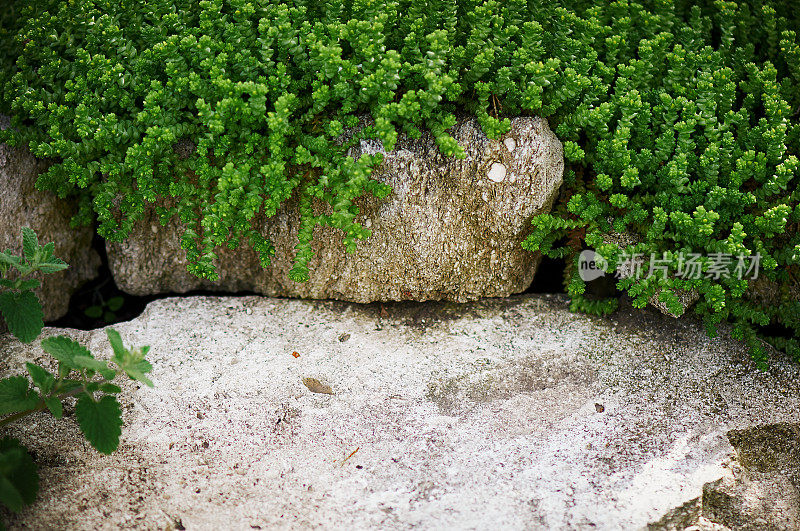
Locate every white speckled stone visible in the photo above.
<box><xmin>2</xmin><ymin>295</ymin><xmax>798</xmax><ymax>529</ymax></box>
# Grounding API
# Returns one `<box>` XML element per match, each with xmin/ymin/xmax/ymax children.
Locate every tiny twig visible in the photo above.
<box><xmin>340</xmin><ymin>446</ymin><xmax>360</xmax><ymax>466</ymax></box>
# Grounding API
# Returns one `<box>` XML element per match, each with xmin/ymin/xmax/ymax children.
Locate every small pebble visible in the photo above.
<box><xmin>487</xmin><ymin>162</ymin><xmax>507</xmax><ymax>182</ymax></box>
<box><xmin>302</xmin><ymin>377</ymin><xmax>334</xmax><ymax>395</ymax></box>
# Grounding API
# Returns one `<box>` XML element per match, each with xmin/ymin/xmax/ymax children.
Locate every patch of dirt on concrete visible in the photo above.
<box><xmin>650</xmin><ymin>423</ymin><xmax>800</xmax><ymax>531</ymax></box>
<box><xmin>426</xmin><ymin>347</ymin><xmax>597</xmax><ymax>415</ymax></box>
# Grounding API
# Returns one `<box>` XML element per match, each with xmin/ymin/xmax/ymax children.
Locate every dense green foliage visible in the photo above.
<box><xmin>0</xmin><ymin>0</ymin><xmax>798</xmax><ymax>364</ymax></box>
<box><xmin>515</xmin><ymin>1</ymin><xmax>800</xmax><ymax>367</ymax></box>
<box><xmin>0</xmin><ymin>228</ymin><xmax>68</xmax><ymax>343</ymax></box>
<box><xmin>0</xmin><ymin>329</ymin><xmax>153</xmax><ymax>518</ymax></box>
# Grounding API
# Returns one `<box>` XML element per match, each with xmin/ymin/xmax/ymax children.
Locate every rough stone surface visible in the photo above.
<box><xmin>648</xmin><ymin>423</ymin><xmax>800</xmax><ymax>530</ymax></box>
<box><xmin>0</xmin><ymin>120</ymin><xmax>100</xmax><ymax>323</ymax></box>
<box><xmin>107</xmin><ymin>116</ymin><xmax>563</xmax><ymax>302</ymax></box>
<box><xmin>3</xmin><ymin>294</ymin><xmax>800</xmax><ymax>529</ymax></box>
<box><xmin>745</xmin><ymin>276</ymin><xmax>800</xmax><ymax>309</ymax></box>
<box><xmin>700</xmin><ymin>424</ymin><xmax>800</xmax><ymax>530</ymax></box>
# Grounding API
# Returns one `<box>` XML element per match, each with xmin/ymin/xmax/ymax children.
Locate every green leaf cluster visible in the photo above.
<box><xmin>511</xmin><ymin>0</ymin><xmax>799</xmax><ymax>368</ymax></box>
<box><xmin>84</xmin><ymin>295</ymin><xmax>125</xmax><ymax>323</ymax></box>
<box><xmin>0</xmin><ymin>228</ymin><xmax>68</xmax><ymax>343</ymax></box>
<box><xmin>0</xmin><ymin>329</ymin><xmax>153</xmax><ymax>516</ymax></box>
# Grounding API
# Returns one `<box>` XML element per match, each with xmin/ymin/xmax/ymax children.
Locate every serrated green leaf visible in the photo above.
<box><xmin>25</xmin><ymin>363</ymin><xmax>55</xmax><ymax>395</ymax></box>
<box><xmin>119</xmin><ymin>354</ymin><xmax>153</xmax><ymax>387</ymax></box>
<box><xmin>30</xmin><ymin>240</ymin><xmax>67</xmax><ymax>274</ymax></box>
<box><xmin>16</xmin><ymin>279</ymin><xmax>40</xmax><ymax>291</ymax></box>
<box><xmin>106</xmin><ymin>328</ymin><xmax>125</xmax><ymax>358</ymax></box>
<box><xmin>73</xmin><ymin>355</ymin><xmax>115</xmax><ymax>380</ymax></box>
<box><xmin>99</xmin><ymin>383</ymin><xmax>122</xmax><ymax>394</ymax></box>
<box><xmin>0</xmin><ymin>377</ymin><xmax>39</xmax><ymax>416</ymax></box>
<box><xmin>44</xmin><ymin>397</ymin><xmax>62</xmax><ymax>418</ymax></box>
<box><xmin>21</xmin><ymin>228</ymin><xmax>39</xmax><ymax>262</ymax></box>
<box><xmin>0</xmin><ymin>438</ymin><xmax>39</xmax><ymax>513</ymax></box>
<box><xmin>12</xmin><ymin>262</ymin><xmax>32</xmax><ymax>276</ymax></box>
<box><xmin>40</xmin><ymin>242</ymin><xmax>56</xmax><ymax>259</ymax></box>
<box><xmin>40</xmin><ymin>335</ymin><xmax>92</xmax><ymax>372</ymax></box>
<box><xmin>134</xmin><ymin>358</ymin><xmax>153</xmax><ymax>374</ymax></box>
<box><xmin>75</xmin><ymin>395</ymin><xmax>123</xmax><ymax>454</ymax></box>
<box><xmin>0</xmin><ymin>251</ymin><xmax>21</xmax><ymax>268</ymax></box>
<box><xmin>0</xmin><ymin>291</ymin><xmax>44</xmax><ymax>343</ymax></box>
<box><xmin>124</xmin><ymin>367</ymin><xmax>154</xmax><ymax>388</ymax></box>
<box><xmin>37</xmin><ymin>259</ymin><xmax>68</xmax><ymax>274</ymax></box>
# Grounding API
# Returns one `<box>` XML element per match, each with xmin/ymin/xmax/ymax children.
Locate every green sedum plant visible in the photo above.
<box><xmin>0</xmin><ymin>329</ymin><xmax>153</xmax><ymax>518</ymax></box>
<box><xmin>0</xmin><ymin>228</ymin><xmax>68</xmax><ymax>343</ymax></box>
<box><xmin>0</xmin><ymin>0</ymin><xmax>798</xmax><ymax>364</ymax></box>
<box><xmin>516</xmin><ymin>1</ymin><xmax>800</xmax><ymax>368</ymax></box>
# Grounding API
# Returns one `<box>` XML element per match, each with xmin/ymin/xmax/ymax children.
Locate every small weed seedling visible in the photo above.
<box><xmin>0</xmin><ymin>228</ymin><xmax>67</xmax><ymax>343</ymax></box>
<box><xmin>0</xmin><ymin>229</ymin><xmax>154</xmax><ymax>523</ymax></box>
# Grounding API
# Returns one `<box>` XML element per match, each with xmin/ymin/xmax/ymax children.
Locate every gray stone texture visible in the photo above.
<box><xmin>0</xmin><ymin>120</ymin><xmax>100</xmax><ymax>323</ymax></box>
<box><xmin>2</xmin><ymin>294</ymin><xmax>799</xmax><ymax>529</ymax></box>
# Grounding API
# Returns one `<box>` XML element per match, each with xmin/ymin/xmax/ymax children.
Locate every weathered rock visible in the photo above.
<box><xmin>745</xmin><ymin>276</ymin><xmax>800</xmax><ymax>309</ymax></box>
<box><xmin>649</xmin><ymin>423</ymin><xmax>800</xmax><ymax>530</ymax></box>
<box><xmin>3</xmin><ymin>294</ymin><xmax>800</xmax><ymax>529</ymax></box>
<box><xmin>0</xmin><ymin>118</ymin><xmax>100</xmax><ymax>323</ymax></box>
<box><xmin>107</xmin><ymin>116</ymin><xmax>563</xmax><ymax>302</ymax></box>
<box><xmin>701</xmin><ymin>424</ymin><xmax>800</xmax><ymax>530</ymax></box>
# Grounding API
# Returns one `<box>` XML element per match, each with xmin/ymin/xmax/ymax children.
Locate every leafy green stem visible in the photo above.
<box><xmin>0</xmin><ymin>384</ymin><xmax>85</xmax><ymax>428</ymax></box>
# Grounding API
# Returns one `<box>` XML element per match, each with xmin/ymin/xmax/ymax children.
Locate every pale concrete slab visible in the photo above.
<box><xmin>2</xmin><ymin>295</ymin><xmax>798</xmax><ymax>529</ymax></box>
